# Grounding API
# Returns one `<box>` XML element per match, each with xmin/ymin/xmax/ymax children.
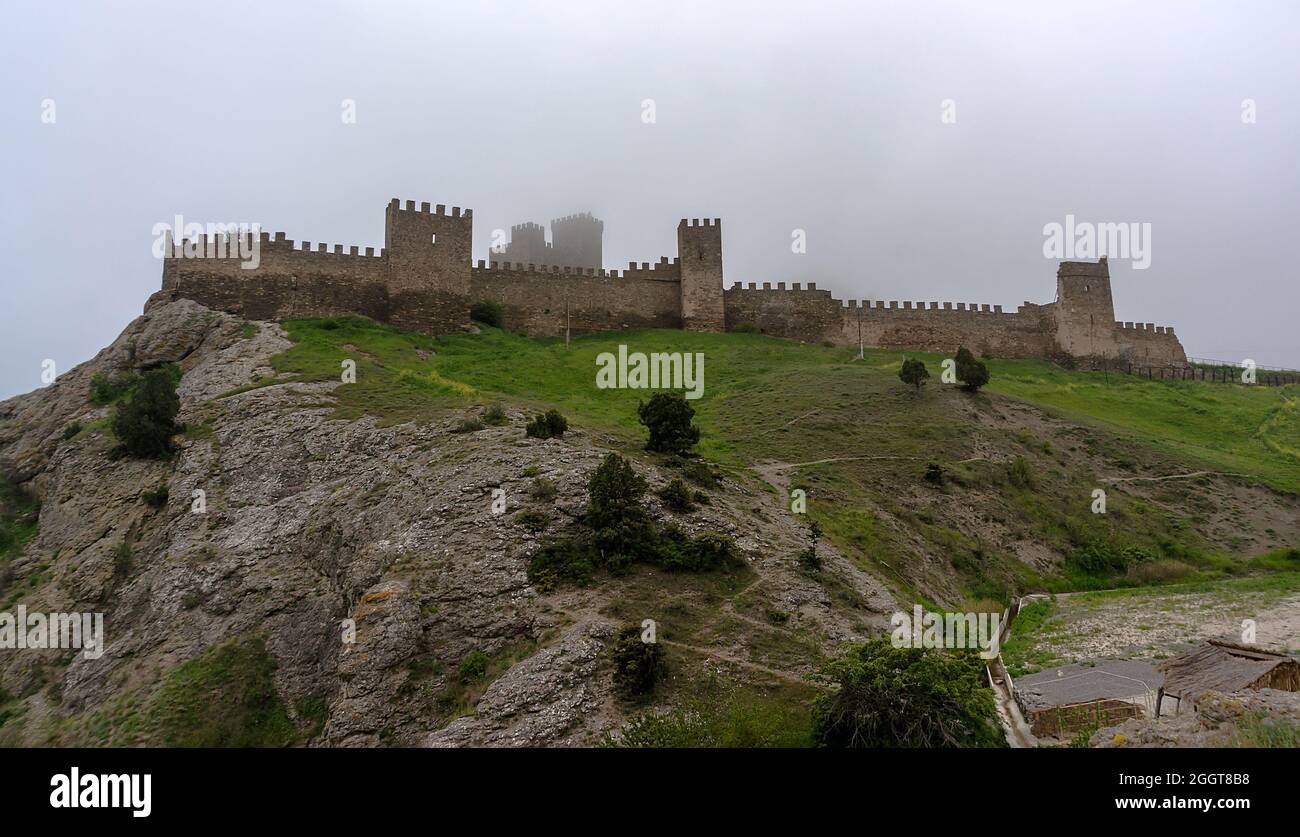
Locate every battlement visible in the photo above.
<box><xmin>158</xmin><ymin>199</ymin><xmax>1184</xmax><ymax>366</ymax></box>
<box><xmin>388</xmin><ymin>197</ymin><xmax>472</xmax><ymax>219</ymax></box>
<box><xmin>1117</xmin><ymin>321</ymin><xmax>1176</xmax><ymax>335</ymax></box>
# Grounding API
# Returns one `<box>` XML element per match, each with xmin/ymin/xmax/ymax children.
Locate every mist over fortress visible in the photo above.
<box><xmin>154</xmin><ymin>198</ymin><xmax>1188</xmax><ymax>366</ymax></box>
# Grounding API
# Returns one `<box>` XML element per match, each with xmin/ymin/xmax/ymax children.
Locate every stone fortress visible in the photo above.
<box><xmin>155</xmin><ymin>198</ymin><xmax>1188</xmax><ymax>365</ymax></box>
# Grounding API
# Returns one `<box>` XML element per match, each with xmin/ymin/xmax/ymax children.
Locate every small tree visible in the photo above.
<box><xmin>612</xmin><ymin>623</ymin><xmax>664</xmax><ymax>700</ymax></box>
<box><xmin>898</xmin><ymin>358</ymin><xmax>930</xmax><ymax>391</ymax></box>
<box><xmin>637</xmin><ymin>392</ymin><xmax>700</xmax><ymax>455</ymax></box>
<box><xmin>111</xmin><ymin>366</ymin><xmax>180</xmax><ymax>458</ymax></box>
<box><xmin>954</xmin><ymin>346</ymin><xmax>990</xmax><ymax>392</ymax></box>
<box><xmin>586</xmin><ymin>453</ymin><xmax>653</xmax><ymax>568</ymax></box>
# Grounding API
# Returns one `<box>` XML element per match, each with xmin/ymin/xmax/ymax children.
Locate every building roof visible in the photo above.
<box><xmin>1159</xmin><ymin>640</ymin><xmax>1300</xmax><ymax>699</ymax></box>
<box><xmin>1016</xmin><ymin>660</ymin><xmax>1162</xmax><ymax>711</ymax></box>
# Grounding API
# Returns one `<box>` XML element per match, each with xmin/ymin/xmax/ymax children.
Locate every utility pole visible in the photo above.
<box><xmin>565</xmin><ymin>301</ymin><xmax>571</xmax><ymax>349</ymax></box>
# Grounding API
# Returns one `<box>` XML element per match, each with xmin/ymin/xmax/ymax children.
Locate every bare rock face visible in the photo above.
<box><xmin>0</xmin><ymin>299</ymin><xmax>895</xmax><ymax>747</ymax></box>
<box><xmin>1092</xmin><ymin>689</ymin><xmax>1300</xmax><ymax>748</ymax></box>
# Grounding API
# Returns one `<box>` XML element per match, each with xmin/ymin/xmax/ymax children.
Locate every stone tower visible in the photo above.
<box><xmin>383</xmin><ymin>199</ymin><xmax>473</xmax><ymax>331</ymax></box>
<box><xmin>677</xmin><ymin>218</ymin><xmax>725</xmax><ymax>332</ymax></box>
<box><xmin>1053</xmin><ymin>258</ymin><xmax>1118</xmax><ymax>358</ymax></box>
<box><xmin>550</xmin><ymin>212</ymin><xmax>603</xmax><ymax>270</ymax></box>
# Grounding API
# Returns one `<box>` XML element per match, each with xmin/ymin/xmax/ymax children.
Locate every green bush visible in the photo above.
<box><xmin>527</xmin><ymin>538</ymin><xmax>599</xmax><ymax>589</ymax></box>
<box><xmin>482</xmin><ymin>404</ymin><xmax>507</xmax><ymax>426</ymax></box>
<box><xmin>469</xmin><ymin>299</ymin><xmax>504</xmax><ymax>328</ymax></box>
<box><xmin>586</xmin><ymin>453</ymin><xmax>653</xmax><ymax>567</ymax></box>
<box><xmin>525</xmin><ymin>409</ymin><xmax>568</xmax><ymax>439</ymax></box>
<box><xmin>899</xmin><ymin>358</ymin><xmax>930</xmax><ymax>391</ymax></box>
<box><xmin>1006</xmin><ymin>455</ymin><xmax>1034</xmax><ymax>489</ymax></box>
<box><xmin>679</xmin><ymin>460</ymin><xmax>719</xmax><ymax>487</ymax></box>
<box><xmin>529</xmin><ymin>476</ymin><xmax>557</xmax><ymax>502</ymax></box>
<box><xmin>452</xmin><ymin>417</ymin><xmax>485</xmax><ymax>433</ymax></box>
<box><xmin>110</xmin><ymin>366</ymin><xmax>181</xmax><ymax>458</ymax></box>
<box><xmin>637</xmin><ymin>392</ymin><xmax>700</xmax><ymax>455</ymax></box>
<box><xmin>89</xmin><ymin>371</ymin><xmax>138</xmax><ymax>405</ymax></box>
<box><xmin>112</xmin><ymin>542</ymin><xmax>133</xmax><ymax>581</ymax></box>
<box><xmin>141</xmin><ymin>484</ymin><xmax>170</xmax><ymax>509</ymax></box>
<box><xmin>812</xmin><ymin>638</ymin><xmax>1004</xmax><ymax>748</ymax></box>
<box><xmin>612</xmin><ymin>624</ymin><xmax>663</xmax><ymax>701</ymax></box>
<box><xmin>62</xmin><ymin>422</ymin><xmax>83</xmax><ymax>440</ymax></box>
<box><xmin>924</xmin><ymin>462</ymin><xmax>945</xmax><ymax>485</ymax></box>
<box><xmin>514</xmin><ymin>510</ymin><xmax>550</xmax><ymax>533</ymax></box>
<box><xmin>731</xmin><ymin>322</ymin><xmax>759</xmax><ymax>334</ymax></box>
<box><xmin>458</xmin><ymin>650</ymin><xmax>490</xmax><ymax>683</ymax></box>
<box><xmin>657</xmin><ymin>477</ymin><xmax>696</xmax><ymax>512</ymax></box>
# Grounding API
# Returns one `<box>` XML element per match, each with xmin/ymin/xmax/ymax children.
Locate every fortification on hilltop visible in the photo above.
<box><xmin>491</xmin><ymin>212</ymin><xmax>604</xmax><ymax>271</ymax></box>
<box><xmin>153</xmin><ymin>198</ymin><xmax>1188</xmax><ymax>365</ymax></box>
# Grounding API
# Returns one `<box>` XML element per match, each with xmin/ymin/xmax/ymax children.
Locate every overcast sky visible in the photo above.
<box><xmin>2</xmin><ymin>0</ymin><xmax>1297</xmax><ymax>398</ymax></box>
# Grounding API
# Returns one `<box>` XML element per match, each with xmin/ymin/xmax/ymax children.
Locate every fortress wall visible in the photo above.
<box><xmin>470</xmin><ymin>263</ymin><xmax>682</xmax><ymax>337</ymax></box>
<box><xmin>838</xmin><ymin>299</ymin><xmax>1057</xmax><ymax>357</ymax></box>
<box><xmin>160</xmin><ymin>235</ymin><xmax>392</xmax><ymax>322</ymax></box>
<box><xmin>723</xmin><ymin>283</ymin><xmax>843</xmax><ymax>342</ymax></box>
<box><xmin>1114</xmin><ymin>322</ymin><xmax>1187</xmax><ymax>364</ymax></box>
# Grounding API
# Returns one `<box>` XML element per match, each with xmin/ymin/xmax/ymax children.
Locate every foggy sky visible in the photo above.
<box><xmin>2</xmin><ymin>0</ymin><xmax>1298</xmax><ymax>399</ymax></box>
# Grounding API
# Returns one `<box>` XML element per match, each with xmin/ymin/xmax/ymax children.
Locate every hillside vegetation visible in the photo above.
<box><xmin>256</xmin><ymin>317</ymin><xmax>1300</xmax><ymax>604</ymax></box>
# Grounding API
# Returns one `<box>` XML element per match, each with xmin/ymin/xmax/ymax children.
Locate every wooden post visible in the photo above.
<box><xmin>565</xmin><ymin>301</ymin><xmax>571</xmax><ymax>349</ymax></box>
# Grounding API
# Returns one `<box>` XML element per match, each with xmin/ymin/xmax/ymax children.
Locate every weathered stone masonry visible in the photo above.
<box><xmin>155</xmin><ymin>197</ymin><xmax>1187</xmax><ymax>365</ymax></box>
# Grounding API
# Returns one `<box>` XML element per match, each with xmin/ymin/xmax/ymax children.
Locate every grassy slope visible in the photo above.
<box><xmin>255</xmin><ymin>318</ymin><xmax>1300</xmax><ymax>602</ymax></box>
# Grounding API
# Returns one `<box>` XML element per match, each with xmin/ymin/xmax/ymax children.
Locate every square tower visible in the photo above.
<box><xmin>677</xmin><ymin>218</ymin><xmax>725</xmax><ymax>332</ymax></box>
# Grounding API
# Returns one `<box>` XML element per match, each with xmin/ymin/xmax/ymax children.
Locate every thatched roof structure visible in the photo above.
<box><xmin>1159</xmin><ymin>640</ymin><xmax>1300</xmax><ymax>700</ymax></box>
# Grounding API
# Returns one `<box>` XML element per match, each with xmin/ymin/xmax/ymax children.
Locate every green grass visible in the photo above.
<box><xmin>256</xmin><ymin>318</ymin><xmax>1299</xmax><ymax>601</ymax></box>
<box><xmin>149</xmin><ymin>636</ymin><xmax>297</xmax><ymax>747</ymax></box>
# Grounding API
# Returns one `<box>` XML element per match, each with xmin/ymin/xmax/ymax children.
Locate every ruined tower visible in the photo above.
<box><xmin>1053</xmin><ymin>257</ymin><xmax>1118</xmax><ymax>358</ymax></box>
<box><xmin>550</xmin><ymin>213</ymin><xmax>603</xmax><ymax>270</ymax></box>
<box><xmin>677</xmin><ymin>218</ymin><xmax>725</xmax><ymax>332</ymax></box>
<box><xmin>383</xmin><ymin>199</ymin><xmax>473</xmax><ymax>331</ymax></box>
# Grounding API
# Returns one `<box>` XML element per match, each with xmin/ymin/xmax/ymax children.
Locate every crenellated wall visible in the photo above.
<box><xmin>156</xmin><ymin>197</ymin><xmax>1188</xmax><ymax>365</ymax></box>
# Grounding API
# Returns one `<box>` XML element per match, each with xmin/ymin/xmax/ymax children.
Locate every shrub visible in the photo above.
<box><xmin>62</xmin><ymin>422</ymin><xmax>83</xmax><ymax>440</ymax></box>
<box><xmin>482</xmin><ymin>404</ymin><xmax>507</xmax><ymax>426</ymax></box>
<box><xmin>679</xmin><ymin>459</ymin><xmax>718</xmax><ymax>488</ymax></box>
<box><xmin>657</xmin><ymin>477</ymin><xmax>696</xmax><ymax>513</ymax></box>
<box><xmin>458</xmin><ymin>650</ymin><xmax>490</xmax><ymax>683</ymax></box>
<box><xmin>452</xmin><ymin>417</ymin><xmax>485</xmax><ymax>433</ymax></box>
<box><xmin>812</xmin><ymin>638</ymin><xmax>1004</xmax><ymax>748</ymax></box>
<box><xmin>112</xmin><ymin>542</ymin><xmax>133</xmax><ymax>581</ymax></box>
<box><xmin>1006</xmin><ymin>455</ymin><xmax>1034</xmax><ymax>489</ymax></box>
<box><xmin>527</xmin><ymin>538</ymin><xmax>599</xmax><ymax>589</ymax></box>
<box><xmin>899</xmin><ymin>358</ymin><xmax>930</xmax><ymax>391</ymax></box>
<box><xmin>650</xmin><ymin>527</ymin><xmax>743</xmax><ymax>572</ymax></box>
<box><xmin>141</xmin><ymin>484</ymin><xmax>170</xmax><ymax>509</ymax></box>
<box><xmin>954</xmin><ymin>346</ymin><xmax>990</xmax><ymax>391</ymax></box>
<box><xmin>469</xmin><ymin>299</ymin><xmax>504</xmax><ymax>328</ymax></box>
<box><xmin>528</xmin><ymin>476</ymin><xmax>557</xmax><ymax>502</ymax></box>
<box><xmin>731</xmin><ymin>322</ymin><xmax>759</xmax><ymax>334</ymax></box>
<box><xmin>525</xmin><ymin>409</ymin><xmax>568</xmax><ymax>439</ymax></box>
<box><xmin>637</xmin><ymin>392</ymin><xmax>700</xmax><ymax>455</ymax></box>
<box><xmin>111</xmin><ymin>366</ymin><xmax>180</xmax><ymax>458</ymax></box>
<box><xmin>798</xmin><ymin>519</ymin><xmax>823</xmax><ymax>572</ymax></box>
<box><xmin>923</xmin><ymin>462</ymin><xmax>945</xmax><ymax>485</ymax></box>
<box><xmin>90</xmin><ymin>371</ymin><xmax>137</xmax><ymax>405</ymax></box>
<box><xmin>612</xmin><ymin>624</ymin><xmax>663</xmax><ymax>701</ymax></box>
<box><xmin>514</xmin><ymin>510</ymin><xmax>550</xmax><ymax>534</ymax></box>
